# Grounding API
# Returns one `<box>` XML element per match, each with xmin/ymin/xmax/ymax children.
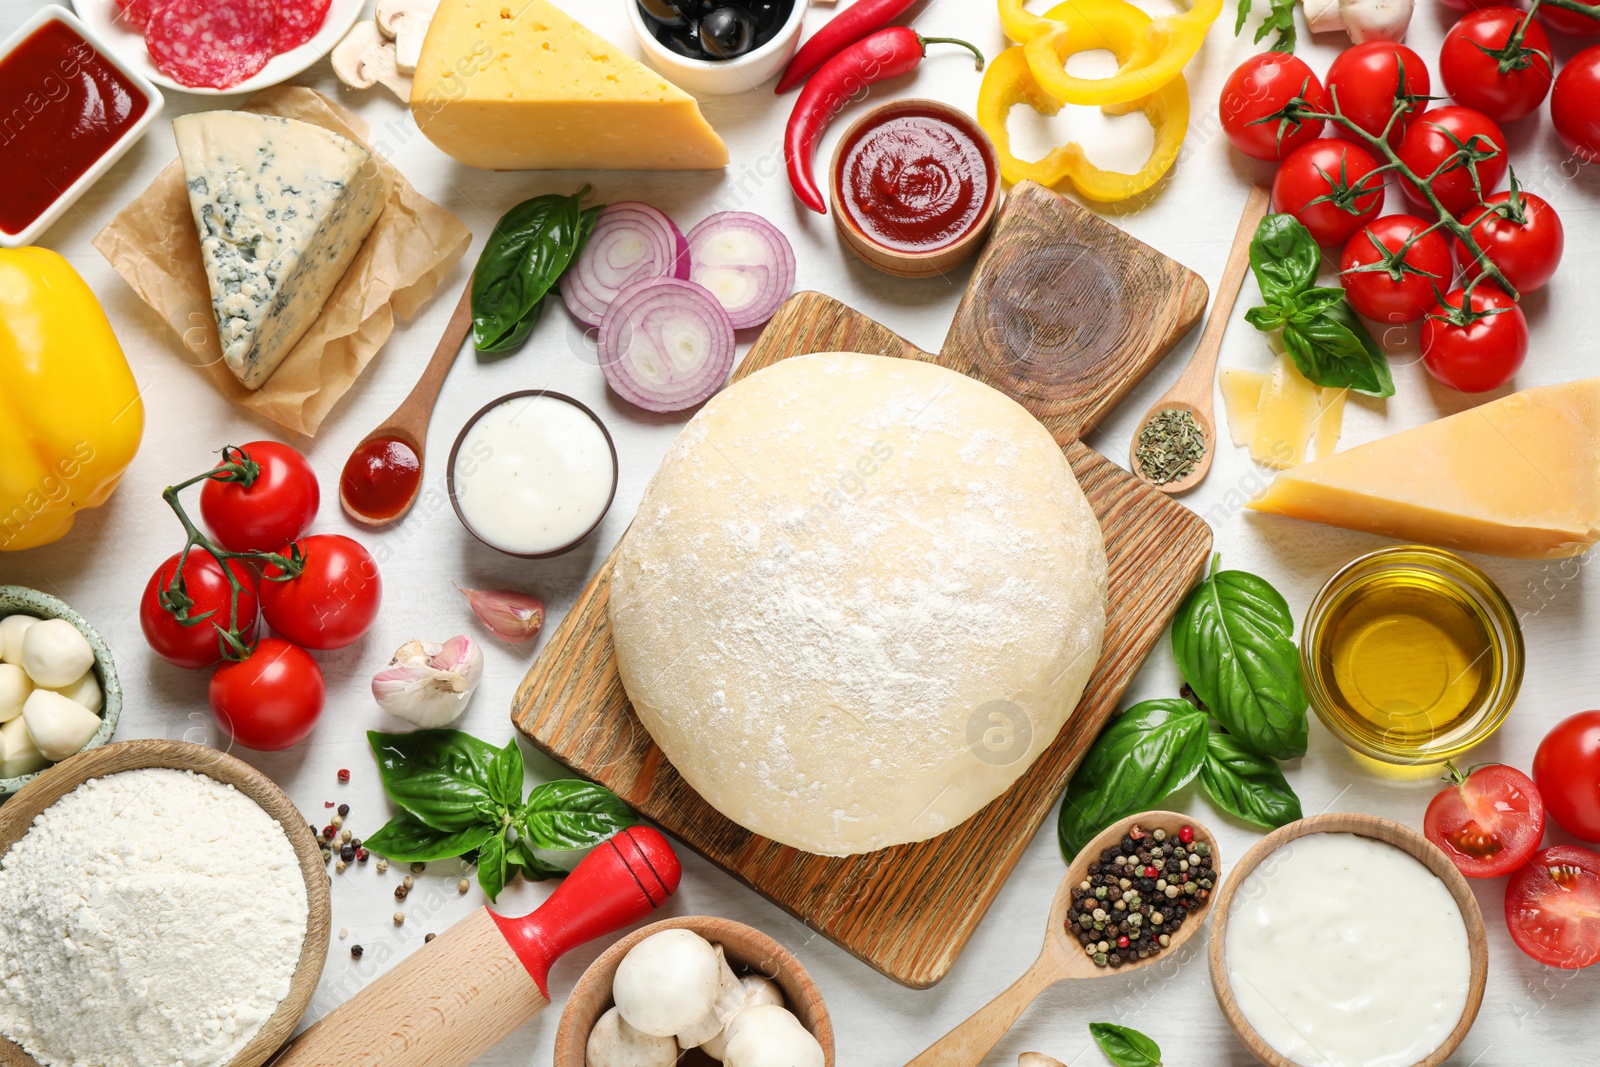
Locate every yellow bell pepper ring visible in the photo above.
<box><xmin>0</xmin><ymin>247</ymin><xmax>144</xmax><ymax>552</ymax></box>
<box><xmin>1003</xmin><ymin>0</ymin><xmax>1221</xmax><ymax>106</ymax></box>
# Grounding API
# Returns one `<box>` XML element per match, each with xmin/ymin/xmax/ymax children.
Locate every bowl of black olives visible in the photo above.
<box><xmin>628</xmin><ymin>0</ymin><xmax>805</xmax><ymax>95</ymax></box>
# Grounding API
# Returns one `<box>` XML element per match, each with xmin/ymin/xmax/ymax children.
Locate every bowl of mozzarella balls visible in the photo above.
<box><xmin>555</xmin><ymin>916</ymin><xmax>834</xmax><ymax>1067</ymax></box>
<box><xmin>0</xmin><ymin>587</ymin><xmax>120</xmax><ymax>796</ymax></box>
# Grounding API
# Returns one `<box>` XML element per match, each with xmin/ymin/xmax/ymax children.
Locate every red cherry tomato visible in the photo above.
<box><xmin>1440</xmin><ymin>0</ymin><xmax>1513</xmax><ymax>10</ymax></box>
<box><xmin>1539</xmin><ymin>3</ymin><xmax>1600</xmax><ymax>36</ymax></box>
<box><xmin>1505</xmin><ymin>846</ymin><xmax>1600</xmax><ymax>968</ymax></box>
<box><xmin>1533</xmin><ymin>710</ymin><xmax>1600</xmax><ymax>840</ymax></box>
<box><xmin>208</xmin><ymin>637</ymin><xmax>324</xmax><ymax>751</ymax></box>
<box><xmin>1219</xmin><ymin>53</ymin><xmax>1329</xmax><ymax>160</ymax></box>
<box><xmin>1440</xmin><ymin>8</ymin><xmax>1553</xmax><ymax>123</ymax></box>
<box><xmin>139</xmin><ymin>551</ymin><xmax>260</xmax><ymax>670</ymax></box>
<box><xmin>1271</xmin><ymin>138</ymin><xmax>1386</xmax><ymax>246</ymax></box>
<box><xmin>1420</xmin><ymin>284</ymin><xmax>1528</xmax><ymax>392</ymax></box>
<box><xmin>1339</xmin><ymin>215</ymin><xmax>1454</xmax><ymax>324</ymax></box>
<box><xmin>1454</xmin><ymin>190</ymin><xmax>1565</xmax><ymax>294</ymax></box>
<box><xmin>1552</xmin><ymin>46</ymin><xmax>1600</xmax><ymax>162</ymax></box>
<box><xmin>1324</xmin><ymin>41</ymin><xmax>1432</xmax><ymax>147</ymax></box>
<box><xmin>1424</xmin><ymin>764</ymin><xmax>1546</xmax><ymax>878</ymax></box>
<box><xmin>1397</xmin><ymin>107</ymin><xmax>1509</xmax><ymax>215</ymax></box>
<box><xmin>199</xmin><ymin>441</ymin><xmax>320</xmax><ymax>553</ymax></box>
<box><xmin>259</xmin><ymin>534</ymin><xmax>381</xmax><ymax>650</ymax></box>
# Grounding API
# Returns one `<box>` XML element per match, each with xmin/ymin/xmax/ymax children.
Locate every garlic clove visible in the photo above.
<box><xmin>372</xmin><ymin>635</ymin><xmax>484</xmax><ymax>727</ymax></box>
<box><xmin>21</xmin><ymin>618</ymin><xmax>95</xmax><ymax>688</ymax></box>
<box><xmin>677</xmin><ymin>944</ymin><xmax>747</xmax><ymax>1048</ymax></box>
<box><xmin>0</xmin><ymin>663</ymin><xmax>32</xmax><ymax>723</ymax></box>
<box><xmin>22</xmin><ymin>689</ymin><xmax>101</xmax><ymax>762</ymax></box>
<box><xmin>454</xmin><ymin>584</ymin><xmax>545</xmax><ymax>644</ymax></box>
<box><xmin>0</xmin><ymin>615</ymin><xmax>37</xmax><ymax>668</ymax></box>
<box><xmin>0</xmin><ymin>715</ymin><xmax>47</xmax><ymax>779</ymax></box>
<box><xmin>46</xmin><ymin>669</ymin><xmax>102</xmax><ymax>714</ymax></box>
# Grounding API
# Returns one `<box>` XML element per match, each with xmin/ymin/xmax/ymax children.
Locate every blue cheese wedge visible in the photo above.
<box><xmin>173</xmin><ymin>112</ymin><xmax>386</xmax><ymax>390</ymax></box>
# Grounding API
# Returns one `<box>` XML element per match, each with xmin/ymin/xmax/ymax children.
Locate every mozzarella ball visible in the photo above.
<box><xmin>22</xmin><ymin>689</ymin><xmax>100</xmax><ymax>761</ymax></box>
<box><xmin>585</xmin><ymin>1006</ymin><xmax>676</xmax><ymax>1067</ymax></box>
<box><xmin>21</xmin><ymin>619</ymin><xmax>94</xmax><ymax>688</ymax></box>
<box><xmin>613</xmin><ymin>929</ymin><xmax>722</xmax><ymax>1038</ymax></box>
<box><xmin>721</xmin><ymin>1005</ymin><xmax>824</xmax><ymax>1067</ymax></box>
<box><xmin>46</xmin><ymin>670</ymin><xmax>102</xmax><ymax>713</ymax></box>
<box><xmin>0</xmin><ymin>615</ymin><xmax>37</xmax><ymax>667</ymax></box>
<box><xmin>0</xmin><ymin>663</ymin><xmax>31</xmax><ymax>723</ymax></box>
<box><xmin>0</xmin><ymin>715</ymin><xmax>48</xmax><ymax>779</ymax></box>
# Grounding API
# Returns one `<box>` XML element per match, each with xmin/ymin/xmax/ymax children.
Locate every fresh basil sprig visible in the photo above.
<box><xmin>1199</xmin><ymin>732</ymin><xmax>1304</xmax><ymax>831</ymax></box>
<box><xmin>1244</xmin><ymin>213</ymin><xmax>1394</xmax><ymax>398</ymax></box>
<box><xmin>1059</xmin><ymin>700</ymin><xmax>1209</xmax><ymax>857</ymax></box>
<box><xmin>471</xmin><ymin>186</ymin><xmax>602</xmax><ymax>353</ymax></box>
<box><xmin>364</xmin><ymin>729</ymin><xmax>638</xmax><ymax>902</ymax></box>
<box><xmin>1089</xmin><ymin>1022</ymin><xmax>1163</xmax><ymax>1067</ymax></box>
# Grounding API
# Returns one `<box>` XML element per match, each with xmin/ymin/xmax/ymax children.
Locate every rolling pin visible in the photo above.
<box><xmin>272</xmin><ymin>826</ymin><xmax>681</xmax><ymax>1066</ymax></box>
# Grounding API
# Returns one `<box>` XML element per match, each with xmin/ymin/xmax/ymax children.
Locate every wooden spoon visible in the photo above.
<box><xmin>1130</xmin><ymin>187</ymin><xmax>1271</xmax><ymax>495</ymax></box>
<box><xmin>901</xmin><ymin>812</ymin><xmax>1221</xmax><ymax>1067</ymax></box>
<box><xmin>338</xmin><ymin>277</ymin><xmax>475</xmax><ymax>526</ymax></box>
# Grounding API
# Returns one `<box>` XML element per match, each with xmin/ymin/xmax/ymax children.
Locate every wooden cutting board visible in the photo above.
<box><xmin>511</xmin><ymin>181</ymin><xmax>1215</xmax><ymax>989</ymax></box>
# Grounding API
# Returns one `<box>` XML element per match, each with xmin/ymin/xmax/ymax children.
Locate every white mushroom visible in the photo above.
<box><xmin>376</xmin><ymin>0</ymin><xmax>439</xmax><ymax>74</ymax></box>
<box><xmin>678</xmin><ymin>944</ymin><xmax>748</xmax><ymax>1049</ymax></box>
<box><xmin>721</xmin><ymin>1005</ymin><xmax>824</xmax><ymax>1067</ymax></box>
<box><xmin>1020</xmin><ymin>1055</ymin><xmax>1068</xmax><ymax>1067</ymax></box>
<box><xmin>0</xmin><ymin>615</ymin><xmax>37</xmax><ymax>667</ymax></box>
<box><xmin>331</xmin><ymin>21</ymin><xmax>412</xmax><ymax>99</ymax></box>
<box><xmin>0</xmin><ymin>716</ymin><xmax>47</xmax><ymax>779</ymax></box>
<box><xmin>45</xmin><ymin>669</ymin><xmax>102</xmax><ymax>714</ymax></box>
<box><xmin>21</xmin><ymin>618</ymin><xmax>94</xmax><ymax>688</ymax></box>
<box><xmin>585</xmin><ymin>1005</ymin><xmax>676</xmax><ymax>1067</ymax></box>
<box><xmin>0</xmin><ymin>663</ymin><xmax>31</xmax><ymax>723</ymax></box>
<box><xmin>22</xmin><ymin>689</ymin><xmax>100</xmax><ymax>762</ymax></box>
<box><xmin>1302</xmin><ymin>0</ymin><xmax>1412</xmax><ymax>41</ymax></box>
<box><xmin>613</xmin><ymin>929</ymin><xmax>723</xmax><ymax>1038</ymax></box>
<box><xmin>702</xmin><ymin>975</ymin><xmax>786</xmax><ymax>1061</ymax></box>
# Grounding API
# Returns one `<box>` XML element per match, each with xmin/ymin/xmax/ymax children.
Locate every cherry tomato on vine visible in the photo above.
<box><xmin>1538</xmin><ymin>3</ymin><xmax>1600</xmax><ymax>36</ymax></box>
<box><xmin>1219</xmin><ymin>53</ymin><xmax>1328</xmax><ymax>160</ymax></box>
<box><xmin>1420</xmin><ymin>284</ymin><xmax>1527</xmax><ymax>392</ymax></box>
<box><xmin>259</xmin><ymin>534</ymin><xmax>381</xmax><ymax>650</ymax></box>
<box><xmin>1271</xmin><ymin>138</ymin><xmax>1386</xmax><ymax>246</ymax></box>
<box><xmin>1505</xmin><ymin>846</ymin><xmax>1600</xmax><ymax>968</ymax></box>
<box><xmin>1396</xmin><ymin>107</ymin><xmax>1509</xmax><ymax>215</ymax></box>
<box><xmin>1440</xmin><ymin>8</ymin><xmax>1554</xmax><ymax>124</ymax></box>
<box><xmin>139</xmin><ymin>551</ymin><xmax>260</xmax><ymax>669</ymax></box>
<box><xmin>209</xmin><ymin>637</ymin><xmax>324</xmax><ymax>751</ymax></box>
<box><xmin>1552</xmin><ymin>46</ymin><xmax>1600</xmax><ymax>162</ymax></box>
<box><xmin>1424</xmin><ymin>764</ymin><xmax>1546</xmax><ymax>878</ymax></box>
<box><xmin>1533</xmin><ymin>710</ymin><xmax>1600</xmax><ymax>841</ymax></box>
<box><xmin>1455</xmin><ymin>190</ymin><xmax>1564</xmax><ymax>294</ymax></box>
<box><xmin>1439</xmin><ymin>0</ymin><xmax>1508</xmax><ymax>11</ymax></box>
<box><xmin>1339</xmin><ymin>215</ymin><xmax>1454</xmax><ymax>324</ymax></box>
<box><xmin>1324</xmin><ymin>41</ymin><xmax>1432</xmax><ymax>148</ymax></box>
<box><xmin>199</xmin><ymin>441</ymin><xmax>320</xmax><ymax>553</ymax></box>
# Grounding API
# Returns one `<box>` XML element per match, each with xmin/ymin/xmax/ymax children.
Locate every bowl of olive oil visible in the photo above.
<box><xmin>1301</xmin><ymin>546</ymin><xmax>1523</xmax><ymax>765</ymax></box>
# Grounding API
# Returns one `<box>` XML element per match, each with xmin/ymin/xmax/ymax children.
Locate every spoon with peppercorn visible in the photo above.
<box><xmin>1130</xmin><ymin>187</ymin><xmax>1270</xmax><ymax>496</ymax></box>
<box><xmin>902</xmin><ymin>812</ymin><xmax>1222</xmax><ymax>1067</ymax></box>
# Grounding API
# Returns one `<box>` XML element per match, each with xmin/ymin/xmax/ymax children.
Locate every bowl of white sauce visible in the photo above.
<box><xmin>448</xmin><ymin>391</ymin><xmax>620</xmax><ymax>558</ymax></box>
<box><xmin>1209</xmin><ymin>813</ymin><xmax>1487</xmax><ymax>1067</ymax></box>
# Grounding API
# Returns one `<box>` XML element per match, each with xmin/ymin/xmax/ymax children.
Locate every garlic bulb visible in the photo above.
<box><xmin>371</xmin><ymin>636</ymin><xmax>484</xmax><ymax>727</ymax></box>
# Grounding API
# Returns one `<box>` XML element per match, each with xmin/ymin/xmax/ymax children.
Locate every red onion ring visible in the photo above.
<box><xmin>561</xmin><ymin>202</ymin><xmax>690</xmax><ymax>328</ymax></box>
<box><xmin>686</xmin><ymin>212</ymin><xmax>797</xmax><ymax>329</ymax></box>
<box><xmin>598</xmin><ymin>278</ymin><xmax>736</xmax><ymax>413</ymax></box>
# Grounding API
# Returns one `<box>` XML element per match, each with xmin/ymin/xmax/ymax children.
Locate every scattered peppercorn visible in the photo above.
<box><xmin>403</xmin><ymin>875</ymin><xmax>415</xmax><ymax>889</ymax></box>
<box><xmin>411</xmin><ymin>863</ymin><xmax>426</xmax><ymax>875</ymax></box>
<box><xmin>335</xmin><ymin>859</ymin><xmax>347</xmax><ymax>873</ymax></box>
<box><xmin>340</xmin><ymin>844</ymin><xmax>356</xmax><ymax>862</ymax></box>
<box><xmin>337</xmin><ymin>803</ymin><xmax>350</xmax><ymax>817</ymax></box>
<box><xmin>376</xmin><ymin>858</ymin><xmax>389</xmax><ymax>873</ymax></box>
<box><xmin>1066</xmin><ymin>825</ymin><xmax>1215</xmax><ymax>969</ymax></box>
<box><xmin>350</xmin><ymin>944</ymin><xmax>363</xmax><ymax>959</ymax></box>
<box><xmin>322</xmin><ymin>825</ymin><xmax>336</xmax><ymax>841</ymax></box>
<box><xmin>338</xmin><ymin>768</ymin><xmax>351</xmax><ymax>783</ymax></box>
<box><xmin>395</xmin><ymin>884</ymin><xmax>410</xmax><ymax>901</ymax></box>
<box><xmin>331</xmin><ymin>815</ymin><xmax>344</xmax><ymax>830</ymax></box>
<box><xmin>340</xmin><ymin>829</ymin><xmax>353</xmax><ymax>845</ymax></box>
<box><xmin>457</xmin><ymin>878</ymin><xmax>470</xmax><ymax>894</ymax></box>
<box><xmin>323</xmin><ymin>801</ymin><xmax>333</xmax><ymax>809</ymax></box>
<box><xmin>357</xmin><ymin>848</ymin><xmax>370</xmax><ymax>863</ymax></box>
<box><xmin>393</xmin><ymin>912</ymin><xmax>405</xmax><ymax>926</ymax></box>
<box><xmin>425</xmin><ymin>933</ymin><xmax>437</xmax><ymax>943</ymax></box>
<box><xmin>339</xmin><ymin>928</ymin><xmax>347</xmax><ymax>939</ymax></box>
<box><xmin>351</xmin><ymin>837</ymin><xmax>362</xmax><ymax>850</ymax></box>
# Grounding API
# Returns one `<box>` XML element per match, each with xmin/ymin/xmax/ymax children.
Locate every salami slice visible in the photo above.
<box><xmin>145</xmin><ymin>0</ymin><xmax>277</xmax><ymax>90</ymax></box>
<box><xmin>272</xmin><ymin>0</ymin><xmax>334</xmax><ymax>53</ymax></box>
<box><xmin>113</xmin><ymin>0</ymin><xmax>163</xmax><ymax>32</ymax></box>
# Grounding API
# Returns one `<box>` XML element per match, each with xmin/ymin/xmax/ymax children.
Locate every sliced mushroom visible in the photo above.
<box><xmin>331</xmin><ymin>21</ymin><xmax>412</xmax><ymax>100</ymax></box>
<box><xmin>376</xmin><ymin>0</ymin><xmax>440</xmax><ymax>74</ymax></box>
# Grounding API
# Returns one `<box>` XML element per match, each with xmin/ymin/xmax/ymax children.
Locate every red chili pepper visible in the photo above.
<box><xmin>775</xmin><ymin>0</ymin><xmax>920</xmax><ymax>94</ymax></box>
<box><xmin>784</xmin><ymin>28</ymin><xmax>984</xmax><ymax>215</ymax></box>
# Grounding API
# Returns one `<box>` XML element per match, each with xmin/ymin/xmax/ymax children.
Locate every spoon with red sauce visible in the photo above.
<box><xmin>340</xmin><ymin>278</ymin><xmax>474</xmax><ymax>526</ymax></box>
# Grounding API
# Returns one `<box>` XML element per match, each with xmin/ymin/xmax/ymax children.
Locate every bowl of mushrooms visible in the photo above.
<box><xmin>554</xmin><ymin>916</ymin><xmax>835</xmax><ymax>1067</ymax></box>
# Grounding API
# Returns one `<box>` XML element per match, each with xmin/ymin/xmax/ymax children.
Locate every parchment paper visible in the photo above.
<box><xmin>93</xmin><ymin>86</ymin><xmax>472</xmax><ymax>437</ymax></box>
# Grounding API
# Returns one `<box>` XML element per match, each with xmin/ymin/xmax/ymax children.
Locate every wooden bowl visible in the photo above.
<box><xmin>553</xmin><ymin>916</ymin><xmax>835</xmax><ymax>1066</ymax></box>
<box><xmin>0</xmin><ymin>739</ymin><xmax>331</xmax><ymax>1067</ymax></box>
<box><xmin>1208</xmin><ymin>813</ymin><xmax>1488</xmax><ymax>1067</ymax></box>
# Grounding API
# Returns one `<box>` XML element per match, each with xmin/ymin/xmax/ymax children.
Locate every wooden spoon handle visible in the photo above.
<box><xmin>385</xmin><ymin>277</ymin><xmax>475</xmax><ymax>440</ymax></box>
<box><xmin>1166</xmin><ymin>186</ymin><xmax>1271</xmax><ymax>400</ymax></box>
<box><xmin>901</xmin><ymin>955</ymin><xmax>1059</xmax><ymax>1067</ymax></box>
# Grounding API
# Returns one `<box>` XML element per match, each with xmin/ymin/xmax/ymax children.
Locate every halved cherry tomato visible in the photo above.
<box><xmin>1455</xmin><ymin>190</ymin><xmax>1564</xmax><ymax>294</ymax></box>
<box><xmin>1219</xmin><ymin>53</ymin><xmax>1328</xmax><ymax>161</ymax></box>
<box><xmin>259</xmin><ymin>533</ymin><xmax>381</xmax><ymax>650</ymax></box>
<box><xmin>1324</xmin><ymin>41</ymin><xmax>1432</xmax><ymax>148</ymax></box>
<box><xmin>139</xmin><ymin>551</ymin><xmax>260</xmax><ymax>670</ymax></box>
<box><xmin>1421</xmin><ymin>284</ymin><xmax>1527</xmax><ymax>393</ymax></box>
<box><xmin>1505</xmin><ymin>845</ymin><xmax>1600</xmax><ymax>968</ymax></box>
<box><xmin>1397</xmin><ymin>107</ymin><xmax>1509</xmax><ymax>215</ymax></box>
<box><xmin>1552</xmin><ymin>46</ymin><xmax>1600</xmax><ymax>162</ymax></box>
<box><xmin>1440</xmin><ymin>8</ymin><xmax>1553</xmax><ymax>124</ymax></box>
<box><xmin>1339</xmin><ymin>215</ymin><xmax>1454</xmax><ymax>324</ymax></box>
<box><xmin>199</xmin><ymin>441</ymin><xmax>320</xmax><ymax>553</ymax></box>
<box><xmin>1272</xmin><ymin>138</ymin><xmax>1386</xmax><ymax>246</ymax></box>
<box><xmin>1424</xmin><ymin>763</ymin><xmax>1545</xmax><ymax>878</ymax></box>
<box><xmin>209</xmin><ymin>637</ymin><xmax>324</xmax><ymax>751</ymax></box>
<box><xmin>1533</xmin><ymin>710</ymin><xmax>1600</xmax><ymax>841</ymax></box>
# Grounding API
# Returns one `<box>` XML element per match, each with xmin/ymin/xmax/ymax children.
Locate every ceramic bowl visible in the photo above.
<box><xmin>0</xmin><ymin>586</ymin><xmax>121</xmax><ymax>799</ymax></box>
<box><xmin>626</xmin><ymin>0</ymin><xmax>807</xmax><ymax>96</ymax></box>
<box><xmin>553</xmin><ymin>915</ymin><xmax>835</xmax><ymax>1066</ymax></box>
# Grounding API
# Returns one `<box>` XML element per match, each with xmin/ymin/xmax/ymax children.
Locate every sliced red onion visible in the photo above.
<box><xmin>686</xmin><ymin>212</ymin><xmax>797</xmax><ymax>330</ymax></box>
<box><xmin>561</xmin><ymin>202</ymin><xmax>690</xmax><ymax>328</ymax></box>
<box><xmin>598</xmin><ymin>278</ymin><xmax>735</xmax><ymax>413</ymax></box>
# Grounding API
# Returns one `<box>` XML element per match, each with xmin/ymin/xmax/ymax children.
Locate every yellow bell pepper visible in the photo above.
<box><xmin>0</xmin><ymin>248</ymin><xmax>144</xmax><ymax>551</ymax></box>
<box><xmin>1000</xmin><ymin>0</ymin><xmax>1220</xmax><ymax>105</ymax></box>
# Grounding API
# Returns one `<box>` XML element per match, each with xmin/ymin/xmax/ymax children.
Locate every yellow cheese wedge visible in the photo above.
<box><xmin>1220</xmin><ymin>367</ymin><xmax>1267</xmax><ymax>448</ymax></box>
<box><xmin>1251</xmin><ymin>355</ymin><xmax>1320</xmax><ymax>469</ymax></box>
<box><xmin>411</xmin><ymin>0</ymin><xmax>728</xmax><ymax>171</ymax></box>
<box><xmin>1314</xmin><ymin>388</ymin><xmax>1347</xmax><ymax>460</ymax></box>
<box><xmin>1250</xmin><ymin>377</ymin><xmax>1600</xmax><ymax>559</ymax></box>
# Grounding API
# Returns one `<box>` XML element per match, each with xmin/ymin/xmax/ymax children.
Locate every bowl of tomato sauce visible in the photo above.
<box><xmin>829</xmin><ymin>98</ymin><xmax>1000</xmax><ymax>279</ymax></box>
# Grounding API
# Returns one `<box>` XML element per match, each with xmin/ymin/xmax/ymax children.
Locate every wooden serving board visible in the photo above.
<box><xmin>512</xmin><ymin>182</ymin><xmax>1215</xmax><ymax>988</ymax></box>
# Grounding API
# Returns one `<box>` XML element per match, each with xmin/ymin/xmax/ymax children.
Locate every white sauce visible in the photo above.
<box><xmin>1225</xmin><ymin>833</ymin><xmax>1471</xmax><ymax>1067</ymax></box>
<box><xmin>453</xmin><ymin>394</ymin><xmax>615</xmax><ymax>555</ymax></box>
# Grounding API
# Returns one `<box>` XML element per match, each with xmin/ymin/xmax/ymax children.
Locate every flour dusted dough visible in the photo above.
<box><xmin>609</xmin><ymin>352</ymin><xmax>1108</xmax><ymax>856</ymax></box>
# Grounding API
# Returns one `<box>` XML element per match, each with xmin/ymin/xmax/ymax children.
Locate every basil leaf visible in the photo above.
<box><xmin>477</xmin><ymin>831</ymin><xmax>508</xmax><ymax>903</ymax></box>
<box><xmin>1089</xmin><ymin>1022</ymin><xmax>1163</xmax><ymax>1067</ymax></box>
<box><xmin>1058</xmin><ymin>700</ymin><xmax>1209</xmax><ymax>859</ymax></box>
<box><xmin>1200</xmin><ymin>732</ymin><xmax>1304</xmax><ymax>830</ymax></box>
<box><xmin>488</xmin><ymin>738</ymin><xmax>525</xmax><ymax>809</ymax></box>
<box><xmin>1172</xmin><ymin>560</ymin><xmax>1308</xmax><ymax>761</ymax></box>
<box><xmin>505</xmin><ymin>840</ymin><xmax>565</xmax><ymax>883</ymax></box>
<box><xmin>365</xmin><ymin>810</ymin><xmax>496</xmax><ymax>863</ymax></box>
<box><xmin>368</xmin><ymin>729</ymin><xmax>500</xmax><ymax>832</ymax></box>
<box><xmin>471</xmin><ymin>187</ymin><xmax>598</xmax><ymax>352</ymax></box>
<box><xmin>1283</xmin><ymin>304</ymin><xmax>1394</xmax><ymax>398</ymax></box>
<box><xmin>519</xmin><ymin>780</ymin><xmax>638</xmax><ymax>851</ymax></box>
<box><xmin>1249</xmin><ymin>214</ymin><xmax>1319</xmax><ymax>302</ymax></box>
<box><xmin>1288</xmin><ymin>286</ymin><xmax>1348</xmax><ymax>321</ymax></box>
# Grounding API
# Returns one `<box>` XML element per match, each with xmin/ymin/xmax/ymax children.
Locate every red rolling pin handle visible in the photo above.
<box><xmin>492</xmin><ymin>825</ymin><xmax>683</xmax><ymax>997</ymax></box>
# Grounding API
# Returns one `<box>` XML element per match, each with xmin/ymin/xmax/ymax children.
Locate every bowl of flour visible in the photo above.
<box><xmin>0</xmin><ymin>739</ymin><xmax>331</xmax><ymax>1067</ymax></box>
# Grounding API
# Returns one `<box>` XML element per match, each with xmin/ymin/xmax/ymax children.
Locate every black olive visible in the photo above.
<box><xmin>746</xmin><ymin>0</ymin><xmax>785</xmax><ymax>33</ymax></box>
<box><xmin>638</xmin><ymin>0</ymin><xmax>688</xmax><ymax>29</ymax></box>
<box><xmin>700</xmin><ymin>6</ymin><xmax>756</xmax><ymax>58</ymax></box>
<box><xmin>659</xmin><ymin>25</ymin><xmax>706</xmax><ymax>58</ymax></box>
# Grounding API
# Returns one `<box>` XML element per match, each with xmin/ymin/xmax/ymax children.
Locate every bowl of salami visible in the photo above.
<box><xmin>71</xmin><ymin>0</ymin><xmax>365</xmax><ymax>95</ymax></box>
